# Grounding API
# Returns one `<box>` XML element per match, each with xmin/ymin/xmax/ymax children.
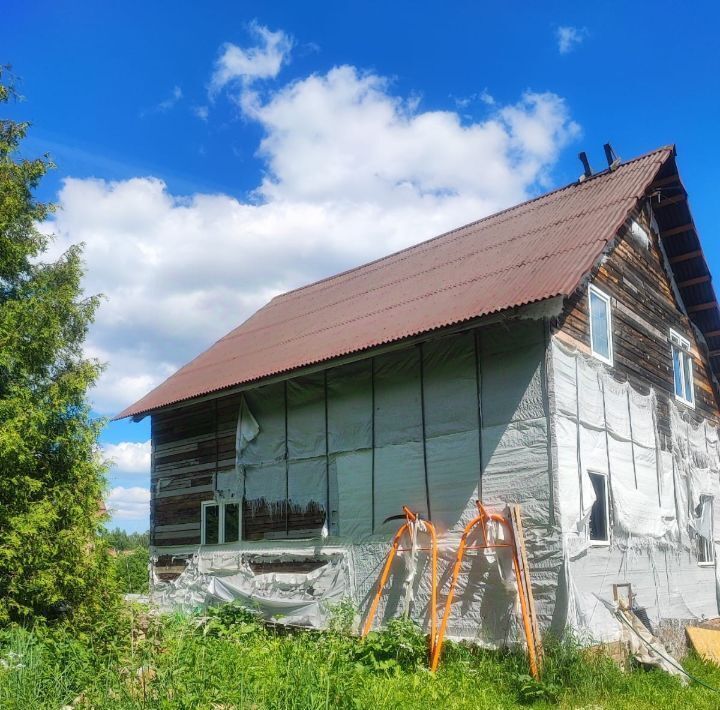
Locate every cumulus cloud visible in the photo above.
<box><xmin>556</xmin><ymin>26</ymin><xmax>588</xmax><ymax>54</ymax></box>
<box><xmin>210</xmin><ymin>23</ymin><xmax>292</xmax><ymax>94</ymax></box>
<box><xmin>103</xmin><ymin>440</ymin><xmax>151</xmax><ymax>475</ymax></box>
<box><xmin>106</xmin><ymin>486</ymin><xmax>150</xmax><ymax>520</ymax></box>
<box><xmin>46</xmin><ymin>34</ymin><xmax>580</xmax><ymax>416</ymax></box>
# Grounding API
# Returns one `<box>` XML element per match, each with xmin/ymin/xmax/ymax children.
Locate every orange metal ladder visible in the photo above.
<box><xmin>430</xmin><ymin>500</ymin><xmax>540</xmax><ymax>677</ymax></box>
<box><xmin>361</xmin><ymin>506</ymin><xmax>439</xmax><ymax>659</ymax></box>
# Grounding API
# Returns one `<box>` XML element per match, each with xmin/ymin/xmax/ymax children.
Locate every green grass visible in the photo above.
<box><xmin>1</xmin><ymin>603</ymin><xmax>720</xmax><ymax>709</ymax></box>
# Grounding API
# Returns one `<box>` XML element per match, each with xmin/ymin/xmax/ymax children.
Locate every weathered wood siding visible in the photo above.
<box><xmin>151</xmin><ymin>395</ymin><xmax>239</xmax><ymax>546</ymax></box>
<box><xmin>151</xmin><ymin>392</ymin><xmax>326</xmax><ymax>547</ymax></box>
<box><xmin>553</xmin><ymin>205</ymin><xmax>720</xmax><ymax>442</ymax></box>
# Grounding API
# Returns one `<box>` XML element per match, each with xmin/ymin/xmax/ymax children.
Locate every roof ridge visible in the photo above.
<box><xmin>270</xmin><ymin>145</ymin><xmax>673</xmax><ymax>303</ymax></box>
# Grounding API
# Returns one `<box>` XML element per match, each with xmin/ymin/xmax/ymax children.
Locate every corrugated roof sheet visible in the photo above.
<box><xmin>116</xmin><ymin>146</ymin><xmax>674</xmax><ymax>419</ymax></box>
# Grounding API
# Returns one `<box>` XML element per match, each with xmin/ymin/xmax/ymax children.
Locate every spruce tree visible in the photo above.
<box><xmin>0</xmin><ymin>67</ymin><xmax>112</xmax><ymax>623</ymax></box>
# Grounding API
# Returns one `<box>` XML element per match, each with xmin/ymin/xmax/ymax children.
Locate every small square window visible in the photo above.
<box><xmin>588</xmin><ymin>285</ymin><xmax>613</xmax><ymax>365</ymax></box>
<box><xmin>202</xmin><ymin>502</ymin><xmax>220</xmax><ymax>545</ymax></box>
<box><xmin>670</xmin><ymin>329</ymin><xmax>694</xmax><ymax>407</ymax></box>
<box><xmin>588</xmin><ymin>471</ymin><xmax>610</xmax><ymax>544</ymax></box>
<box><xmin>696</xmin><ymin>495</ymin><xmax>714</xmax><ymax>566</ymax></box>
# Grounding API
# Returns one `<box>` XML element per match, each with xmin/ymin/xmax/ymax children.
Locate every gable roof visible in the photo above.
<box><xmin>117</xmin><ymin>145</ymin><xmax>684</xmax><ymax>420</ymax></box>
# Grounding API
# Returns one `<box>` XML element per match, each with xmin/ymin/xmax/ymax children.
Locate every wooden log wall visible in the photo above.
<box><xmin>151</xmin><ymin>392</ymin><xmax>325</xmax><ymax>547</ymax></box>
<box><xmin>554</xmin><ymin>205</ymin><xmax>720</xmax><ymax>446</ymax></box>
<box><xmin>151</xmin><ymin>394</ymin><xmax>240</xmax><ymax>546</ymax></box>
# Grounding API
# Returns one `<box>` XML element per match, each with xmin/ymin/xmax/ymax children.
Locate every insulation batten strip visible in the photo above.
<box><xmin>626</xmin><ymin>389</ymin><xmax>639</xmax><ymax>489</ymax></box>
<box><xmin>324</xmin><ymin>370</ymin><xmax>330</xmax><ymax>533</ymax></box>
<box><xmin>574</xmin><ymin>358</ymin><xmax>584</xmax><ymax>513</ymax></box>
<box><xmin>419</xmin><ymin>343</ymin><xmax>432</xmax><ymax>521</ymax></box>
<box><xmin>371</xmin><ymin>357</ymin><xmax>376</xmax><ymax>534</ymax></box>
<box><xmin>474</xmin><ymin>330</ymin><xmax>484</xmax><ymax>500</ymax></box>
<box><xmin>284</xmin><ymin>381</ymin><xmax>289</xmax><ymax>536</ymax></box>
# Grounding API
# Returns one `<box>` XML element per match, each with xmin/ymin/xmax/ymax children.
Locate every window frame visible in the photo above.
<box><xmin>669</xmin><ymin>328</ymin><xmax>695</xmax><ymax>409</ymax></box>
<box><xmin>201</xmin><ymin>500</ymin><xmax>241</xmax><ymax>545</ymax></box>
<box><xmin>697</xmin><ymin>495</ymin><xmax>715</xmax><ymax>567</ymax></box>
<box><xmin>588</xmin><ymin>284</ymin><xmax>614</xmax><ymax>366</ymax></box>
<box><xmin>588</xmin><ymin>470</ymin><xmax>611</xmax><ymax>546</ymax></box>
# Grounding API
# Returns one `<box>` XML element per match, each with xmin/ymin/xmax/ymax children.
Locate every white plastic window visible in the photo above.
<box><xmin>588</xmin><ymin>285</ymin><xmax>613</xmax><ymax>365</ymax></box>
<box><xmin>588</xmin><ymin>471</ymin><xmax>610</xmax><ymax>544</ymax></box>
<box><xmin>696</xmin><ymin>495</ymin><xmax>714</xmax><ymax>566</ymax></box>
<box><xmin>670</xmin><ymin>329</ymin><xmax>694</xmax><ymax>407</ymax></box>
<box><xmin>201</xmin><ymin>501</ymin><xmax>241</xmax><ymax>545</ymax></box>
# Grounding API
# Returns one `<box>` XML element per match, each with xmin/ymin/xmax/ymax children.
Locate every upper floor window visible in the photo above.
<box><xmin>670</xmin><ymin>329</ymin><xmax>694</xmax><ymax>407</ymax></box>
<box><xmin>589</xmin><ymin>285</ymin><xmax>613</xmax><ymax>366</ymax></box>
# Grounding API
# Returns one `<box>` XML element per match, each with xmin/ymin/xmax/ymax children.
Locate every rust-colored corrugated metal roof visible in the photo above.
<box><xmin>116</xmin><ymin>146</ymin><xmax>674</xmax><ymax>419</ymax></box>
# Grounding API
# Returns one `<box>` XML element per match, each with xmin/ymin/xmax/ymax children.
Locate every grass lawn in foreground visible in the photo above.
<box><xmin>1</xmin><ymin>603</ymin><xmax>720</xmax><ymax>709</ymax></box>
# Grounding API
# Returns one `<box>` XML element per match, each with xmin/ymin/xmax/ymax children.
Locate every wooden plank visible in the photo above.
<box><xmin>687</xmin><ymin>301</ymin><xmax>717</xmax><ymax>313</ymax></box>
<box><xmin>678</xmin><ymin>275</ymin><xmax>710</xmax><ymax>288</ymax></box>
<box><xmin>510</xmin><ymin>505</ymin><xmax>543</xmax><ymax>664</ymax></box>
<box><xmin>660</xmin><ymin>222</ymin><xmax>694</xmax><ymax>238</ymax></box>
<box><xmin>669</xmin><ymin>250</ymin><xmax>703</xmax><ymax>265</ymax></box>
<box><xmin>687</xmin><ymin>626</ymin><xmax>720</xmax><ymax>666</ymax></box>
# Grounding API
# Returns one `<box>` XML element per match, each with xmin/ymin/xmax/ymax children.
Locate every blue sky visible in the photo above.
<box><xmin>3</xmin><ymin>1</ymin><xmax>719</xmax><ymax>531</ymax></box>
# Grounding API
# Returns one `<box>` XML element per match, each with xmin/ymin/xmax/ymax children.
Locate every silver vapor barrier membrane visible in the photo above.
<box><xmin>551</xmin><ymin>339</ymin><xmax>720</xmax><ymax>642</ymax></box>
<box><xmin>152</xmin><ymin>320</ymin><xmax>564</xmax><ymax>645</ymax></box>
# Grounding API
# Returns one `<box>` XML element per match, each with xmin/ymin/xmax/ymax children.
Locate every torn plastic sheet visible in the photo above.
<box><xmin>552</xmin><ymin>337</ymin><xmax>720</xmax><ymax>643</ymax></box>
<box><xmin>215</xmin><ymin>396</ymin><xmax>260</xmax><ymax>500</ymax></box>
<box><xmin>153</xmin><ymin>548</ymin><xmax>351</xmax><ymax>627</ymax></box>
<box><xmin>606</xmin><ymin>598</ymin><xmax>688</xmax><ymax>683</ymax></box>
<box><xmin>552</xmin><ymin>340</ymin><xmax>680</xmax><ymax>548</ymax></box>
<box><xmin>151</xmin><ymin>530</ymin><xmax>537</xmax><ymax>645</ymax></box>
<box><xmin>693</xmin><ymin>496</ymin><xmax>713</xmax><ymax>541</ymax></box>
<box><xmin>611</xmin><ymin>476</ymin><xmax>677</xmax><ymax>542</ymax></box>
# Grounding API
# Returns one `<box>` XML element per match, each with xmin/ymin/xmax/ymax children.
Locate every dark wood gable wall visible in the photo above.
<box><xmin>151</xmin><ymin>390</ymin><xmax>326</xmax><ymax>548</ymax></box>
<box><xmin>553</xmin><ymin>201</ymin><xmax>720</xmax><ymax>445</ymax></box>
<box><xmin>150</xmin><ymin>395</ymin><xmax>239</xmax><ymax>546</ymax></box>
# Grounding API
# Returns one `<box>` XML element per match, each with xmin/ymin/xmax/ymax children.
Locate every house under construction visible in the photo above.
<box><xmin>118</xmin><ymin>145</ymin><xmax>720</xmax><ymax>647</ymax></box>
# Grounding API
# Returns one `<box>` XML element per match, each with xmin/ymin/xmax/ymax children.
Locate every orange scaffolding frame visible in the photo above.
<box><xmin>429</xmin><ymin>500</ymin><xmax>540</xmax><ymax>677</ymax></box>
<box><xmin>361</xmin><ymin>506</ymin><xmax>439</xmax><ymax>659</ymax></box>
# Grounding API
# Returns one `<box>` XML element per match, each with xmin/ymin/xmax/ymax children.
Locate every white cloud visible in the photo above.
<box><xmin>453</xmin><ymin>89</ymin><xmax>495</xmax><ymax>109</ymax></box>
<box><xmin>45</xmin><ymin>38</ymin><xmax>580</xmax><ymax>416</ymax></box>
<box><xmin>210</xmin><ymin>23</ymin><xmax>292</xmax><ymax>95</ymax></box>
<box><xmin>556</xmin><ymin>26</ymin><xmax>588</xmax><ymax>54</ymax></box>
<box><xmin>103</xmin><ymin>440</ymin><xmax>151</xmax><ymax>475</ymax></box>
<box><xmin>141</xmin><ymin>85</ymin><xmax>183</xmax><ymax>117</ymax></box>
<box><xmin>193</xmin><ymin>105</ymin><xmax>209</xmax><ymax>121</ymax></box>
<box><xmin>106</xmin><ymin>486</ymin><xmax>150</xmax><ymax>520</ymax></box>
